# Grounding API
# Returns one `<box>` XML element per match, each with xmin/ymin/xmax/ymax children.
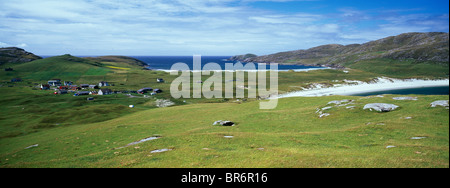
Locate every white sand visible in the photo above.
<box><xmin>277</xmin><ymin>77</ymin><xmax>449</xmax><ymax>98</ymax></box>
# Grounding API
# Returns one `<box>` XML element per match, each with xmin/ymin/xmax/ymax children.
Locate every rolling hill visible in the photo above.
<box><xmin>0</xmin><ymin>47</ymin><xmax>42</xmax><ymax>65</ymax></box>
<box><xmin>231</xmin><ymin>32</ymin><xmax>449</xmax><ymax>77</ymax></box>
<box><xmin>0</xmin><ymin>54</ymin><xmax>149</xmax><ymax>83</ymax></box>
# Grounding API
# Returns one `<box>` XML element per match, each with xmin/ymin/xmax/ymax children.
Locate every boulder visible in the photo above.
<box><xmin>155</xmin><ymin>99</ymin><xmax>175</xmax><ymax>108</ymax></box>
<box><xmin>364</xmin><ymin>103</ymin><xmax>399</xmax><ymax>112</ymax></box>
<box><xmin>327</xmin><ymin>99</ymin><xmax>351</xmax><ymax>105</ymax></box>
<box><xmin>213</xmin><ymin>120</ymin><xmax>235</xmax><ymax>126</ymax></box>
<box><xmin>430</xmin><ymin>100</ymin><xmax>449</xmax><ymax>109</ymax></box>
<box><xmin>393</xmin><ymin>97</ymin><xmax>418</xmax><ymax>101</ymax></box>
<box><xmin>319</xmin><ymin>113</ymin><xmax>331</xmax><ymax>118</ymax></box>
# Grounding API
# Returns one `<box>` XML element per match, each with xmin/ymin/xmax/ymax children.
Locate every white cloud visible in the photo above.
<box><xmin>0</xmin><ymin>0</ymin><xmax>448</xmax><ymax>55</ymax></box>
<box><xmin>0</xmin><ymin>41</ymin><xmax>28</xmax><ymax>48</ymax></box>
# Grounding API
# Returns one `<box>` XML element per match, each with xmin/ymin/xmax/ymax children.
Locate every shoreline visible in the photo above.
<box><xmin>277</xmin><ymin>77</ymin><xmax>450</xmax><ymax>98</ymax></box>
<box><xmin>155</xmin><ymin>67</ymin><xmax>330</xmax><ymax>73</ymax></box>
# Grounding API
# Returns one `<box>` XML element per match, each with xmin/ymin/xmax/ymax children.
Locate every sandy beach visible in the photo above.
<box><xmin>277</xmin><ymin>77</ymin><xmax>450</xmax><ymax>98</ymax></box>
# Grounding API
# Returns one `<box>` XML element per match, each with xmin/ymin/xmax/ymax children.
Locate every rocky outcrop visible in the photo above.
<box><xmin>0</xmin><ymin>47</ymin><xmax>42</xmax><ymax>65</ymax></box>
<box><xmin>228</xmin><ymin>53</ymin><xmax>258</xmax><ymax>62</ymax></box>
<box><xmin>155</xmin><ymin>99</ymin><xmax>175</xmax><ymax>108</ymax></box>
<box><xmin>393</xmin><ymin>97</ymin><xmax>418</xmax><ymax>101</ymax></box>
<box><xmin>430</xmin><ymin>100</ymin><xmax>449</xmax><ymax>109</ymax></box>
<box><xmin>364</xmin><ymin>103</ymin><xmax>400</xmax><ymax>112</ymax></box>
<box><xmin>213</xmin><ymin>120</ymin><xmax>235</xmax><ymax>126</ymax></box>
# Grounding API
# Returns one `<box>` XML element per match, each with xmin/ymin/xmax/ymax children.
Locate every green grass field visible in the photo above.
<box><xmin>0</xmin><ymin>55</ymin><xmax>448</xmax><ymax>168</ymax></box>
<box><xmin>0</xmin><ymin>95</ymin><xmax>448</xmax><ymax>168</ymax></box>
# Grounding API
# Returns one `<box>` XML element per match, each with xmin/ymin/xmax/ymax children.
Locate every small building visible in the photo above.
<box><xmin>89</xmin><ymin>85</ymin><xmax>99</xmax><ymax>89</ymax></box>
<box><xmin>74</xmin><ymin>91</ymin><xmax>90</xmax><ymax>96</ymax></box>
<box><xmin>98</xmin><ymin>81</ymin><xmax>110</xmax><ymax>87</ymax></box>
<box><xmin>89</xmin><ymin>91</ymin><xmax>98</xmax><ymax>95</ymax></box>
<box><xmin>80</xmin><ymin>84</ymin><xmax>90</xmax><ymax>89</ymax></box>
<box><xmin>64</xmin><ymin>81</ymin><xmax>73</xmax><ymax>86</ymax></box>
<box><xmin>55</xmin><ymin>90</ymin><xmax>68</xmax><ymax>95</ymax></box>
<box><xmin>69</xmin><ymin>85</ymin><xmax>81</xmax><ymax>91</ymax></box>
<box><xmin>41</xmin><ymin>84</ymin><xmax>50</xmax><ymax>90</ymax></box>
<box><xmin>11</xmin><ymin>78</ymin><xmax>22</xmax><ymax>82</ymax></box>
<box><xmin>59</xmin><ymin>86</ymin><xmax>69</xmax><ymax>90</ymax></box>
<box><xmin>137</xmin><ymin>88</ymin><xmax>153</xmax><ymax>94</ymax></box>
<box><xmin>48</xmin><ymin>80</ymin><xmax>62</xmax><ymax>86</ymax></box>
<box><xmin>99</xmin><ymin>89</ymin><xmax>112</xmax><ymax>95</ymax></box>
<box><xmin>157</xmin><ymin>78</ymin><xmax>165</xmax><ymax>83</ymax></box>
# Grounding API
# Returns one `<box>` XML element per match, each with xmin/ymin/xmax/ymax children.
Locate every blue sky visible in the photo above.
<box><xmin>0</xmin><ymin>0</ymin><xmax>448</xmax><ymax>56</ymax></box>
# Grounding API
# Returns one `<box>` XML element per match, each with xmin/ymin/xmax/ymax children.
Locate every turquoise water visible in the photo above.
<box><xmin>353</xmin><ymin>86</ymin><xmax>449</xmax><ymax>96</ymax></box>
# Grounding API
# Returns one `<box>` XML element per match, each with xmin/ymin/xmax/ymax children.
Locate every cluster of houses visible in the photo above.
<box><xmin>40</xmin><ymin>79</ymin><xmax>114</xmax><ymax>96</ymax></box>
<box><xmin>40</xmin><ymin>78</ymin><xmax>164</xmax><ymax>97</ymax></box>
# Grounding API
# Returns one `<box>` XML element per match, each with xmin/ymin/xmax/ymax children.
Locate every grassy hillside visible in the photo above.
<box><xmin>231</xmin><ymin>32</ymin><xmax>449</xmax><ymax>78</ymax></box>
<box><xmin>0</xmin><ymin>95</ymin><xmax>448</xmax><ymax>168</ymax></box>
<box><xmin>346</xmin><ymin>58</ymin><xmax>450</xmax><ymax>78</ymax></box>
<box><xmin>0</xmin><ymin>54</ymin><xmax>175</xmax><ymax>91</ymax></box>
<box><xmin>0</xmin><ymin>54</ymin><xmax>109</xmax><ymax>82</ymax></box>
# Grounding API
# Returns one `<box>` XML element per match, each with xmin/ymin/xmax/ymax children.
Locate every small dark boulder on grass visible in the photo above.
<box><xmin>213</xmin><ymin>120</ymin><xmax>235</xmax><ymax>126</ymax></box>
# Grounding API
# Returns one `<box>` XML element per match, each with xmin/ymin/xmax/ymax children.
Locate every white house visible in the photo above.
<box><xmin>98</xmin><ymin>89</ymin><xmax>112</xmax><ymax>95</ymax></box>
<box><xmin>48</xmin><ymin>80</ymin><xmax>62</xmax><ymax>86</ymax></box>
<box><xmin>98</xmin><ymin>81</ymin><xmax>110</xmax><ymax>87</ymax></box>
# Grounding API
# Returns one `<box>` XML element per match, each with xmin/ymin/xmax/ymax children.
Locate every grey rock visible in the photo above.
<box><xmin>213</xmin><ymin>120</ymin><xmax>235</xmax><ymax>126</ymax></box>
<box><xmin>327</xmin><ymin>99</ymin><xmax>351</xmax><ymax>105</ymax></box>
<box><xmin>155</xmin><ymin>99</ymin><xmax>175</xmax><ymax>108</ymax></box>
<box><xmin>393</xmin><ymin>97</ymin><xmax>418</xmax><ymax>101</ymax></box>
<box><xmin>321</xmin><ymin>106</ymin><xmax>333</xmax><ymax>111</ymax></box>
<box><xmin>319</xmin><ymin>113</ymin><xmax>331</xmax><ymax>118</ymax></box>
<box><xmin>150</xmin><ymin>149</ymin><xmax>172</xmax><ymax>153</ymax></box>
<box><xmin>411</xmin><ymin>137</ymin><xmax>427</xmax><ymax>140</ymax></box>
<box><xmin>430</xmin><ymin>100</ymin><xmax>449</xmax><ymax>108</ymax></box>
<box><xmin>116</xmin><ymin>136</ymin><xmax>161</xmax><ymax>149</ymax></box>
<box><xmin>364</xmin><ymin>103</ymin><xmax>399</xmax><ymax>112</ymax></box>
<box><xmin>24</xmin><ymin>144</ymin><xmax>39</xmax><ymax>149</ymax></box>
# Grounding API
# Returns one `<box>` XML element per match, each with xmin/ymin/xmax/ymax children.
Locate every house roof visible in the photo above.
<box><xmin>100</xmin><ymin>89</ymin><xmax>112</xmax><ymax>92</ymax></box>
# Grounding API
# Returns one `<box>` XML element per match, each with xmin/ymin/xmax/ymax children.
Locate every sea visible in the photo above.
<box><xmin>41</xmin><ymin>55</ymin><xmax>324</xmax><ymax>71</ymax></box>
<box><xmin>130</xmin><ymin>56</ymin><xmax>322</xmax><ymax>71</ymax></box>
